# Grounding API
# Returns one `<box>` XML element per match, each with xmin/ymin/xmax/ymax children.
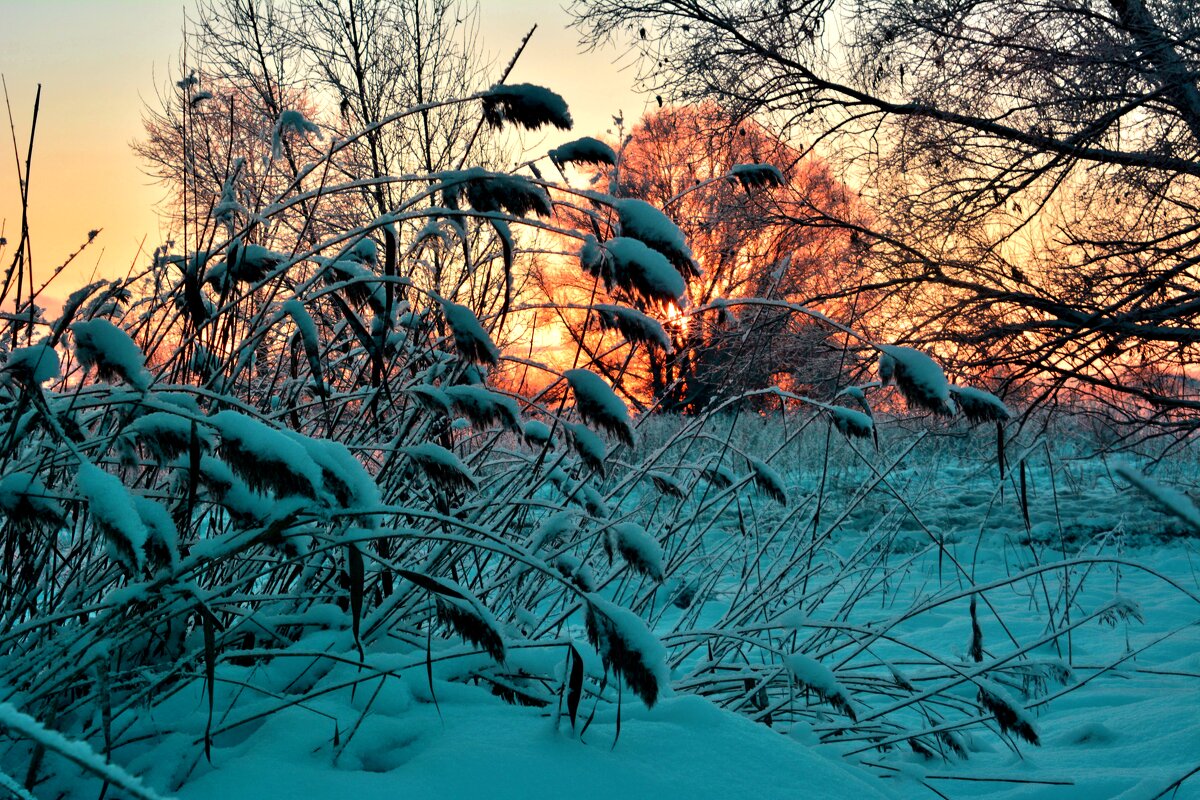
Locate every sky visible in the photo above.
<box><xmin>0</xmin><ymin>0</ymin><xmax>649</xmax><ymax>296</ymax></box>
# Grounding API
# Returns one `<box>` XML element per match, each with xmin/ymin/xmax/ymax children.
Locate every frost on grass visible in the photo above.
<box><xmin>76</xmin><ymin>462</ymin><xmax>148</xmax><ymax>574</ymax></box>
<box><xmin>71</xmin><ymin>319</ymin><xmax>150</xmax><ymax>390</ymax></box>
<box><xmin>606</xmin><ymin>521</ymin><xmax>665</xmax><ymax>581</ymax></box>
<box><xmin>1114</xmin><ymin>462</ymin><xmax>1200</xmax><ymax>531</ymax></box>
<box><xmin>549</xmin><ymin>136</ymin><xmax>617</xmax><ymax>169</ymax></box>
<box><xmin>614</xmin><ymin>198</ymin><xmax>700</xmax><ymax>278</ymax></box>
<box><xmin>877</xmin><ymin>344</ymin><xmax>955</xmax><ymax>416</ymax></box>
<box><xmin>438</xmin><ymin>298</ymin><xmax>500</xmax><ymax>367</ymax></box>
<box><xmin>585</xmin><ymin>594</ymin><xmax>670</xmax><ymax>708</ymax></box>
<box><xmin>210</xmin><ymin>410</ymin><xmax>322</xmax><ymax>499</ymax></box>
<box><xmin>271</xmin><ymin>109</ymin><xmax>322</xmax><ymax>161</ymax></box>
<box><xmin>784</xmin><ymin>653</ymin><xmax>857</xmax><ymax>721</ymax></box>
<box><xmin>564</xmin><ymin>368</ymin><xmax>635</xmax><ymax>446</ymax></box>
<box><xmin>4</xmin><ymin>342</ymin><xmax>60</xmax><ymax>384</ymax></box>
<box><xmin>481</xmin><ymin>83</ymin><xmax>572</xmax><ymax>131</ymax></box>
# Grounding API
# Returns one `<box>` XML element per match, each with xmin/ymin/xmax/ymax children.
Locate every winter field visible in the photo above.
<box><xmin>163</xmin><ymin>422</ymin><xmax>1200</xmax><ymax>800</ymax></box>
<box><xmin>3</xmin><ymin>401</ymin><xmax>1199</xmax><ymax>800</ymax></box>
<box><xmin>3</xmin><ymin>0</ymin><xmax>1200</xmax><ymax>796</ymax></box>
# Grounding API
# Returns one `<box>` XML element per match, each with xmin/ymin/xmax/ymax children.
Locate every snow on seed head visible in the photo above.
<box><xmin>876</xmin><ymin>345</ymin><xmax>955</xmax><ymax>416</ymax></box>
<box><xmin>71</xmin><ymin>319</ymin><xmax>151</xmax><ymax>390</ymax></box>
<box><xmin>481</xmin><ymin>83</ymin><xmax>572</xmax><ymax>131</ymax></box>
<box><xmin>564</xmin><ymin>368</ymin><xmax>635</xmax><ymax>447</ymax></box>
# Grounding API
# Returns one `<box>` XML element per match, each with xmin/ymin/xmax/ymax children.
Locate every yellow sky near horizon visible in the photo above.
<box><xmin>0</xmin><ymin>0</ymin><xmax>648</xmax><ymax>302</ymax></box>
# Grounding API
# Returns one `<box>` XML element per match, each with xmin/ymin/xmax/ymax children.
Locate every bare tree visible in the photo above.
<box><xmin>538</xmin><ymin>104</ymin><xmax>867</xmax><ymax>412</ymax></box>
<box><xmin>569</xmin><ymin>0</ymin><xmax>1200</xmax><ymax>435</ymax></box>
<box><xmin>135</xmin><ymin>0</ymin><xmax>536</xmax><ymax>387</ymax></box>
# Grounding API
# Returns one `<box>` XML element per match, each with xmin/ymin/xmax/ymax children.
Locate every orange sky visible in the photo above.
<box><xmin>0</xmin><ymin>0</ymin><xmax>647</xmax><ymax>297</ymax></box>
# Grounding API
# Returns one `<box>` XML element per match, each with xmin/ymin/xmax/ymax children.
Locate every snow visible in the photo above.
<box><xmin>351</xmin><ymin>237</ymin><xmax>377</xmax><ymax>263</ymax></box>
<box><xmin>71</xmin><ymin>319</ymin><xmax>150</xmax><ymax>390</ymax></box>
<box><xmin>523</xmin><ymin>419</ymin><xmax>552</xmax><ymax>446</ymax></box>
<box><xmin>876</xmin><ymin>344</ymin><xmax>955</xmax><ymax>415</ymax></box>
<box><xmin>608</xmin><ymin>521</ymin><xmax>664</xmax><ymax>581</ymax></box>
<box><xmin>581</xmin><ymin>483</ymin><xmax>611</xmax><ymax>517</ymax></box>
<box><xmin>443</xmin><ymin>384</ymin><xmax>521</xmax><ymax>431</ymax></box>
<box><xmin>584</xmin><ymin>593</ymin><xmax>672</xmax><ymax>707</ymax></box>
<box><xmin>827</xmin><ymin>404</ymin><xmax>875</xmax><ymax>439</ymax></box>
<box><xmin>729</xmin><ymin>162</ymin><xmax>786</xmax><ymax>189</ymax></box>
<box><xmin>531</xmin><ymin>511</ymin><xmax>576</xmax><ymax>551</ymax></box>
<box><xmin>602</xmin><ymin>237</ymin><xmax>687</xmax><ymax>304</ymax></box>
<box><xmin>170</xmin><ymin>686</ymin><xmax>889</xmax><ymax>800</ymax></box>
<box><xmin>565</xmin><ymin>421</ymin><xmax>608</xmax><ymax>474</ymax></box>
<box><xmin>783</xmin><ymin>653</ymin><xmax>855</xmax><ymax>717</ymax></box>
<box><xmin>614</xmin><ymin>198</ymin><xmax>696</xmax><ymax>276</ymax></box>
<box><xmin>592</xmin><ymin>303</ymin><xmax>673</xmax><ymax>352</ymax></box>
<box><xmin>481</xmin><ymin>83</ymin><xmax>572</xmax><ymax>131</ymax></box>
<box><xmin>209</xmin><ymin>410</ymin><xmax>323</xmax><ymax>498</ymax></box>
<box><xmin>19</xmin><ymin>430</ymin><xmax>1200</xmax><ymax>800</ymax></box>
<box><xmin>271</xmin><ymin>109</ymin><xmax>322</xmax><ymax>160</ymax></box>
<box><xmin>211</xmin><ymin>160</ymin><xmax>244</xmax><ymax>227</ymax></box>
<box><xmin>1114</xmin><ymin>462</ymin><xmax>1200</xmax><ymax>531</ymax></box>
<box><xmin>282</xmin><ymin>430</ymin><xmax>380</xmax><ymax>514</ymax></box>
<box><xmin>0</xmin><ymin>702</ymin><xmax>168</xmax><ymax>800</ymax></box>
<box><xmin>438</xmin><ymin>167</ymin><xmax>553</xmax><ymax>217</ymax></box>
<box><xmin>564</xmin><ymin>368</ymin><xmax>634</xmax><ymax>446</ymax></box>
<box><xmin>0</xmin><ymin>471</ymin><xmax>62</xmax><ymax>522</ymax></box>
<box><xmin>748</xmin><ymin>456</ymin><xmax>787</xmax><ymax>504</ymax></box>
<box><xmin>549</xmin><ymin>136</ymin><xmax>617</xmax><ymax>169</ymax></box>
<box><xmin>438</xmin><ymin>298</ymin><xmax>500</xmax><ymax>366</ymax></box>
<box><xmin>133</xmin><ymin>494</ymin><xmax>179</xmax><ymax>571</ymax></box>
<box><xmin>4</xmin><ymin>341</ymin><xmax>60</xmax><ymax>383</ymax></box>
<box><xmin>76</xmin><ymin>462</ymin><xmax>148</xmax><ymax>573</ymax></box>
<box><xmin>402</xmin><ymin>441</ymin><xmax>478</xmax><ymax>491</ymax></box>
<box><xmin>126</xmin><ymin>411</ymin><xmax>213</xmax><ymax>459</ymax></box>
<box><xmin>282</xmin><ymin>299</ymin><xmax>317</xmax><ymax>347</ymax></box>
<box><xmin>951</xmin><ymin>384</ymin><xmax>1012</xmax><ymax>423</ymax></box>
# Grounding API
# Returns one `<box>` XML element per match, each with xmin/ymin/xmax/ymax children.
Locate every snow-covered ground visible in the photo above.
<box><xmin>159</xmin><ymin>437</ymin><xmax>1200</xmax><ymax>799</ymax></box>
<box><xmin>12</xmin><ymin>424</ymin><xmax>1200</xmax><ymax>800</ymax></box>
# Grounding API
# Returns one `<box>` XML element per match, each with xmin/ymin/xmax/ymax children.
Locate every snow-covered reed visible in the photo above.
<box><xmin>0</xmin><ymin>75</ymin><xmax>1192</xmax><ymax>800</ymax></box>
